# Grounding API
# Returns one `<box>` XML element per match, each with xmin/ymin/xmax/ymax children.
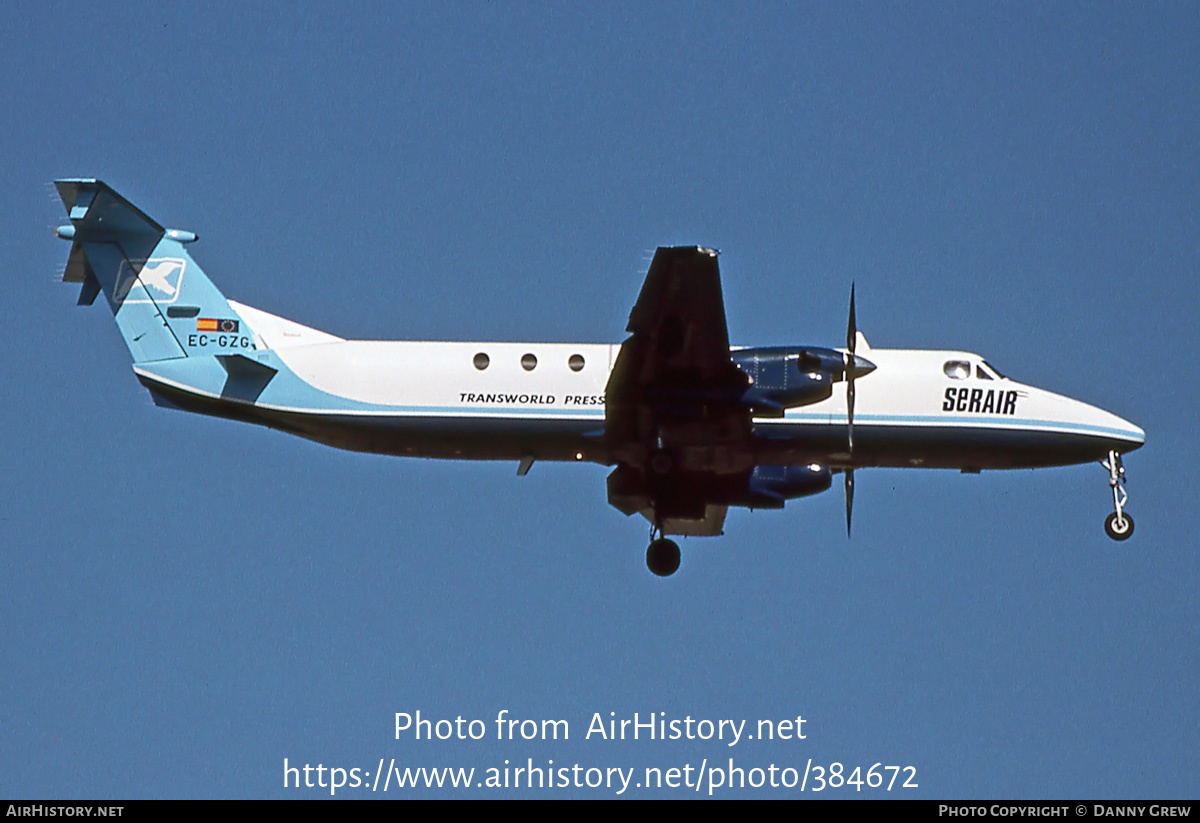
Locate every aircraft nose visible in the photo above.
<box><xmin>1116</xmin><ymin>417</ymin><xmax>1146</xmax><ymax>451</ymax></box>
<box><xmin>1037</xmin><ymin>389</ymin><xmax>1145</xmax><ymax>459</ymax></box>
<box><xmin>1088</xmin><ymin>404</ymin><xmax>1145</xmax><ymax>452</ymax></box>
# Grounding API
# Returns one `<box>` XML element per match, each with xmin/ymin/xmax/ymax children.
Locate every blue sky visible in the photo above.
<box><xmin>2</xmin><ymin>2</ymin><xmax>1197</xmax><ymax>798</ymax></box>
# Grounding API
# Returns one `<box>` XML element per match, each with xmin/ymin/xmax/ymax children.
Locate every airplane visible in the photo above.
<box><xmin>53</xmin><ymin>179</ymin><xmax>1144</xmax><ymax>576</ymax></box>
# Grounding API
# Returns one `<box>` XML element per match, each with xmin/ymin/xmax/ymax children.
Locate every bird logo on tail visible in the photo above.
<box><xmin>115</xmin><ymin>258</ymin><xmax>186</xmax><ymax>304</ymax></box>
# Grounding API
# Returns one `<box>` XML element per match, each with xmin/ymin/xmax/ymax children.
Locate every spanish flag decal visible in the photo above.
<box><xmin>197</xmin><ymin>318</ymin><xmax>239</xmax><ymax>333</ymax></box>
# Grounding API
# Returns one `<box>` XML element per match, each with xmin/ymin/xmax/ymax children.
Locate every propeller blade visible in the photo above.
<box><xmin>847</xmin><ymin>282</ymin><xmax>857</xmax><ymax>353</ymax></box>
<box><xmin>845</xmin><ymin>284</ymin><xmax>859</xmax><ymax>532</ymax></box>
<box><xmin>848</xmin><ymin>376</ymin><xmax>855</xmax><ymax>452</ymax></box>
<box><xmin>845</xmin><ymin>468</ymin><xmax>854</xmax><ymax>537</ymax></box>
<box><xmin>845</xmin><ymin>282</ymin><xmax>857</xmax><ymax>453</ymax></box>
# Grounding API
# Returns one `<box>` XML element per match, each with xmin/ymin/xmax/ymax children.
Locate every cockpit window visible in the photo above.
<box><xmin>976</xmin><ymin>364</ymin><xmax>993</xmax><ymax>380</ymax></box>
<box><xmin>982</xmin><ymin>360</ymin><xmax>1006</xmax><ymax>379</ymax></box>
<box><xmin>943</xmin><ymin>360</ymin><xmax>971</xmax><ymax>379</ymax></box>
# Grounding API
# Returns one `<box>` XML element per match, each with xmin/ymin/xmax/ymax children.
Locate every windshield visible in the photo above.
<box><xmin>981</xmin><ymin>360</ymin><xmax>1007</xmax><ymax>379</ymax></box>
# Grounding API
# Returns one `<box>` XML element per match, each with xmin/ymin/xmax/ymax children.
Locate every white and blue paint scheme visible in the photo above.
<box><xmin>55</xmin><ymin>180</ymin><xmax>1144</xmax><ymax>575</ymax></box>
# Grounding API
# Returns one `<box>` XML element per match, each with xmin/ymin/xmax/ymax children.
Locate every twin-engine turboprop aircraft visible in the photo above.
<box><xmin>55</xmin><ymin>180</ymin><xmax>1144</xmax><ymax>576</ymax></box>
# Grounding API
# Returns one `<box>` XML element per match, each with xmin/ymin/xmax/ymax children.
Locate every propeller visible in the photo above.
<box><xmin>845</xmin><ymin>284</ymin><xmax>858</xmax><ymax>536</ymax></box>
<box><xmin>847</xmin><ymin>283</ymin><xmax>857</xmax><ymax>451</ymax></box>
<box><xmin>839</xmin><ymin>285</ymin><xmax>877</xmax><ymax>535</ymax></box>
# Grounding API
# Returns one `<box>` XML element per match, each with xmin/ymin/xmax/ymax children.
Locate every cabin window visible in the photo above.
<box><xmin>568</xmin><ymin>354</ymin><xmax>585</xmax><ymax>372</ymax></box>
<box><xmin>473</xmin><ymin>352</ymin><xmax>489</xmax><ymax>370</ymax></box>
<box><xmin>521</xmin><ymin>353</ymin><xmax>537</xmax><ymax>371</ymax></box>
<box><xmin>943</xmin><ymin>360</ymin><xmax>970</xmax><ymax>379</ymax></box>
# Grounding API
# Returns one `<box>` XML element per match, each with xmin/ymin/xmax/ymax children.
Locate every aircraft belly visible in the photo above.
<box><xmin>852</xmin><ymin>425</ymin><xmax>1130</xmax><ymax>469</ymax></box>
<box><xmin>753</xmin><ymin>420</ymin><xmax>1140</xmax><ymax>469</ymax></box>
<box><xmin>284</xmin><ymin>413</ymin><xmax>602</xmax><ymax>460</ymax></box>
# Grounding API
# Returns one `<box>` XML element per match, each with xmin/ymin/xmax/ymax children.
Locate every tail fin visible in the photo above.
<box><xmin>55</xmin><ymin>179</ymin><xmax>251</xmax><ymax>364</ymax></box>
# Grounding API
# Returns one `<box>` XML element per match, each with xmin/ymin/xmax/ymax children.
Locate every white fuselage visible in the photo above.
<box><xmin>181</xmin><ymin>301</ymin><xmax>1144</xmax><ymax>471</ymax></box>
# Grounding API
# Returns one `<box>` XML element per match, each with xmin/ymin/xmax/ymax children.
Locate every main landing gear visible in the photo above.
<box><xmin>1102</xmin><ymin>450</ymin><xmax>1134</xmax><ymax>541</ymax></box>
<box><xmin>646</xmin><ymin>525</ymin><xmax>680</xmax><ymax>577</ymax></box>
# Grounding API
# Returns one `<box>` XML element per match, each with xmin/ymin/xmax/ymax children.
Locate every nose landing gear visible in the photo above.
<box><xmin>1102</xmin><ymin>451</ymin><xmax>1134</xmax><ymax>541</ymax></box>
<box><xmin>646</xmin><ymin>524</ymin><xmax>681</xmax><ymax>576</ymax></box>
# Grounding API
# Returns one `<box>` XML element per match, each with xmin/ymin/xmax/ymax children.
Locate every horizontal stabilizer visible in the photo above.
<box><xmin>56</xmin><ymin>181</ymin><xmax>164</xmax><ymax>287</ymax></box>
<box><xmin>55</xmin><ymin>179</ymin><xmax>164</xmax><ymax>240</ymax></box>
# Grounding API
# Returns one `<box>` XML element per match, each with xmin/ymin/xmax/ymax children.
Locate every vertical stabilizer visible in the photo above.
<box><xmin>55</xmin><ymin>179</ymin><xmax>250</xmax><ymax>364</ymax></box>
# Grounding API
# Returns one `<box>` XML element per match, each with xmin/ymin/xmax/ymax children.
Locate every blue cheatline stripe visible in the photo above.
<box><xmin>780</xmin><ymin>411</ymin><xmax>1142</xmax><ymax>441</ymax></box>
<box><xmin>134</xmin><ymin>369</ymin><xmax>608</xmax><ymax>419</ymax></box>
<box><xmin>135</xmin><ymin>368</ymin><xmax>1142</xmax><ymax>441</ymax></box>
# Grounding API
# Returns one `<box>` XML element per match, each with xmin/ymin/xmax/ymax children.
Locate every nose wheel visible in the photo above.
<box><xmin>1102</xmin><ymin>451</ymin><xmax>1134</xmax><ymax>541</ymax></box>
<box><xmin>646</xmin><ymin>524</ymin><xmax>681</xmax><ymax>576</ymax></box>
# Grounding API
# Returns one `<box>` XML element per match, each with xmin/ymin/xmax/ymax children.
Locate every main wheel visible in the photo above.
<box><xmin>1105</xmin><ymin>511</ymin><xmax>1134</xmax><ymax>541</ymax></box>
<box><xmin>646</xmin><ymin>538</ymin><xmax>681</xmax><ymax>576</ymax></box>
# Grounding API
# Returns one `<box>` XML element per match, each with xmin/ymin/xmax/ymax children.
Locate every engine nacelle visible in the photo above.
<box><xmin>731</xmin><ymin>346</ymin><xmax>844</xmax><ymax>416</ymax></box>
<box><xmin>737</xmin><ymin>464</ymin><xmax>833</xmax><ymax>509</ymax></box>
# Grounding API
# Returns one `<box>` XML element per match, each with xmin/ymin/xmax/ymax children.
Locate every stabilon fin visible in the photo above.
<box><xmin>216</xmin><ymin>354</ymin><xmax>278</xmax><ymax>403</ymax></box>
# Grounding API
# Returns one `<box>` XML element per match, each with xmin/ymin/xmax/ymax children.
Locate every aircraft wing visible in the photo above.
<box><xmin>604</xmin><ymin>246</ymin><xmax>754</xmax><ymax>535</ymax></box>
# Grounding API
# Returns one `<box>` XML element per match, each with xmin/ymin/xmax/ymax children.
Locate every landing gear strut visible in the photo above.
<box><xmin>646</xmin><ymin>524</ymin><xmax>680</xmax><ymax>576</ymax></box>
<box><xmin>1102</xmin><ymin>450</ymin><xmax>1134</xmax><ymax>541</ymax></box>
